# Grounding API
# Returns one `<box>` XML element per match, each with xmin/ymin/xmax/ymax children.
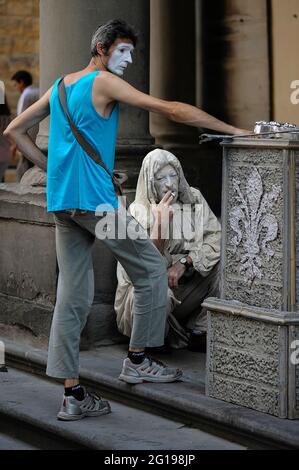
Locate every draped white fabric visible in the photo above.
<box><xmin>114</xmin><ymin>149</ymin><xmax>221</xmax><ymax>346</ymax></box>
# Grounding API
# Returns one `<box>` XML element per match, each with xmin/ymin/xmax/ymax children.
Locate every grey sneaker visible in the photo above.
<box><xmin>57</xmin><ymin>387</ymin><xmax>111</xmax><ymax>421</ymax></box>
<box><xmin>119</xmin><ymin>356</ymin><xmax>183</xmax><ymax>384</ymax></box>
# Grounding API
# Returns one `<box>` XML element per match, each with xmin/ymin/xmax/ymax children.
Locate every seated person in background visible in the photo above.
<box><xmin>11</xmin><ymin>70</ymin><xmax>39</xmax><ymax>181</ymax></box>
<box><xmin>0</xmin><ymin>95</ymin><xmax>12</xmax><ymax>182</ymax></box>
<box><xmin>114</xmin><ymin>148</ymin><xmax>221</xmax><ymax>353</ymax></box>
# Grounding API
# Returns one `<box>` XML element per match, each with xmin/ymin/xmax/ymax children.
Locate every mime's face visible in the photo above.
<box><xmin>154</xmin><ymin>164</ymin><xmax>179</xmax><ymax>204</ymax></box>
<box><xmin>107</xmin><ymin>38</ymin><xmax>134</xmax><ymax>76</ymax></box>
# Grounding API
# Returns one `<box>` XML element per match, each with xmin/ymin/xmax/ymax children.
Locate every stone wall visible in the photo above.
<box><xmin>0</xmin><ymin>0</ymin><xmax>39</xmax><ymax>115</ymax></box>
<box><xmin>0</xmin><ymin>184</ymin><xmax>56</xmax><ymax>345</ymax></box>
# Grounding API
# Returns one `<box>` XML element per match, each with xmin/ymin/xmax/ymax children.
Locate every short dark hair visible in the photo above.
<box><xmin>11</xmin><ymin>70</ymin><xmax>33</xmax><ymax>86</ymax></box>
<box><xmin>91</xmin><ymin>19</ymin><xmax>138</xmax><ymax>57</ymax></box>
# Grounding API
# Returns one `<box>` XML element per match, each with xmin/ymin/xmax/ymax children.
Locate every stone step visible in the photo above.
<box><xmin>2</xmin><ymin>337</ymin><xmax>299</xmax><ymax>449</ymax></box>
<box><xmin>0</xmin><ymin>367</ymin><xmax>245</xmax><ymax>450</ymax></box>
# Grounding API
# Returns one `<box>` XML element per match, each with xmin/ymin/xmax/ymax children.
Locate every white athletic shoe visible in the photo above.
<box><xmin>119</xmin><ymin>356</ymin><xmax>183</xmax><ymax>384</ymax></box>
<box><xmin>57</xmin><ymin>387</ymin><xmax>111</xmax><ymax>421</ymax></box>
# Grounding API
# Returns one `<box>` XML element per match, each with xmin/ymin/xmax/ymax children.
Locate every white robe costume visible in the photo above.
<box><xmin>114</xmin><ymin>149</ymin><xmax>221</xmax><ymax>348</ymax></box>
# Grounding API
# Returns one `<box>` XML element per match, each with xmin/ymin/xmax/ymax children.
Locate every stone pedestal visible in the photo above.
<box><xmin>203</xmin><ymin>138</ymin><xmax>299</xmax><ymax>419</ymax></box>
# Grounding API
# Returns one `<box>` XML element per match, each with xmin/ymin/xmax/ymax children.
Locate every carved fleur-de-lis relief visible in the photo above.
<box><xmin>229</xmin><ymin>167</ymin><xmax>281</xmax><ymax>285</ymax></box>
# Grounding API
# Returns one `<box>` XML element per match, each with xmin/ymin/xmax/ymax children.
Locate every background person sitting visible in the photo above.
<box><xmin>0</xmin><ymin>96</ymin><xmax>12</xmax><ymax>182</ymax></box>
<box><xmin>11</xmin><ymin>70</ymin><xmax>39</xmax><ymax>181</ymax></box>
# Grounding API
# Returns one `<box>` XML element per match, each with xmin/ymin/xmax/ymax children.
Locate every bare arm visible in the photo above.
<box><xmin>97</xmin><ymin>72</ymin><xmax>246</xmax><ymax>135</ymax></box>
<box><xmin>3</xmin><ymin>87</ymin><xmax>53</xmax><ymax>171</ymax></box>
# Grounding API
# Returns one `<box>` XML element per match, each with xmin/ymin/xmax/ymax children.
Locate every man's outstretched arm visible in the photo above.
<box><xmin>97</xmin><ymin>72</ymin><xmax>247</xmax><ymax>135</ymax></box>
<box><xmin>4</xmin><ymin>87</ymin><xmax>53</xmax><ymax>171</ymax></box>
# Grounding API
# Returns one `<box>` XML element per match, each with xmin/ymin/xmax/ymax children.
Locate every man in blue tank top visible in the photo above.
<box><xmin>5</xmin><ymin>19</ymin><xmax>246</xmax><ymax>421</ymax></box>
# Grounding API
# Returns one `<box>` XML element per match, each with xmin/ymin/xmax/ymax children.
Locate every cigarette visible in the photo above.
<box><xmin>171</xmin><ymin>192</ymin><xmax>175</xmax><ymax>197</ymax></box>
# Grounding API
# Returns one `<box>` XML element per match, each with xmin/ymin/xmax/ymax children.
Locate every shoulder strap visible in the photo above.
<box><xmin>57</xmin><ymin>77</ymin><xmax>114</xmax><ymax>180</ymax></box>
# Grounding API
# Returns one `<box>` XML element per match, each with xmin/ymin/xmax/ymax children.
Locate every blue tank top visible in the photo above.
<box><xmin>47</xmin><ymin>71</ymin><xmax>119</xmax><ymax>212</ymax></box>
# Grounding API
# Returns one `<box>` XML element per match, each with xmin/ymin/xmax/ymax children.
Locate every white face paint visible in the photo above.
<box><xmin>107</xmin><ymin>42</ymin><xmax>134</xmax><ymax>76</ymax></box>
<box><xmin>154</xmin><ymin>164</ymin><xmax>179</xmax><ymax>204</ymax></box>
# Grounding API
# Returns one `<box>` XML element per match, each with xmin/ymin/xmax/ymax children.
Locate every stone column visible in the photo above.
<box><xmin>38</xmin><ymin>0</ymin><xmax>154</xmax><ymax>194</ymax></box>
<box><xmin>149</xmin><ymin>0</ymin><xmax>224</xmax><ymax>215</ymax></box>
<box><xmin>150</xmin><ymin>0</ymin><xmax>197</xmax><ymax>146</ymax></box>
<box><xmin>39</xmin><ymin>0</ymin><xmax>152</xmax><ymax>150</ymax></box>
<box><xmin>201</xmin><ymin>0</ymin><xmax>270</xmax><ymax>129</ymax></box>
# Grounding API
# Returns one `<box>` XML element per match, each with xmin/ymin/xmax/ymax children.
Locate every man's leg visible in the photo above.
<box><xmin>73</xmin><ymin>208</ymin><xmax>182</xmax><ymax>383</ymax></box>
<box><xmin>187</xmin><ymin>263</ymin><xmax>220</xmax><ymax>332</ymax></box>
<box><xmin>172</xmin><ymin>262</ymin><xmax>220</xmax><ymax>331</ymax></box>
<box><xmin>46</xmin><ymin>211</ymin><xmax>95</xmax><ymax>379</ymax></box>
<box><xmin>172</xmin><ymin>263</ymin><xmax>220</xmax><ymax>352</ymax></box>
<box><xmin>47</xmin><ymin>210</ymin><xmax>111</xmax><ymax>421</ymax></box>
<box><xmin>74</xmin><ymin>209</ymin><xmax>168</xmax><ymax>348</ymax></box>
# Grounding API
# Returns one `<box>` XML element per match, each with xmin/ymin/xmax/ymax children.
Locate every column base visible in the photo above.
<box><xmin>203</xmin><ymin>297</ymin><xmax>299</xmax><ymax>419</ymax></box>
<box><xmin>0</xmin><ymin>184</ymin><xmax>124</xmax><ymax>350</ymax></box>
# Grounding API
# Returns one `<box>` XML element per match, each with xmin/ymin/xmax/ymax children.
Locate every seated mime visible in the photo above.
<box><xmin>114</xmin><ymin>148</ymin><xmax>221</xmax><ymax>352</ymax></box>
